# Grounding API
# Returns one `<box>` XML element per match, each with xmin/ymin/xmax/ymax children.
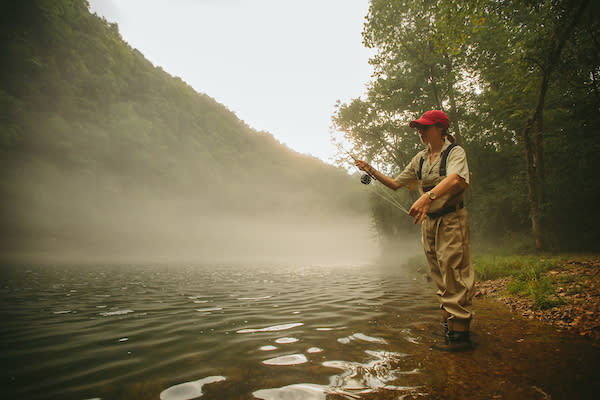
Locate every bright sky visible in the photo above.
<box><xmin>87</xmin><ymin>0</ymin><xmax>374</xmax><ymax>164</ymax></box>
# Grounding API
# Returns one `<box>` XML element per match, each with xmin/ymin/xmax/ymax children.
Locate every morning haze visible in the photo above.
<box><xmin>0</xmin><ymin>1</ymin><xmax>387</xmax><ymax>265</ymax></box>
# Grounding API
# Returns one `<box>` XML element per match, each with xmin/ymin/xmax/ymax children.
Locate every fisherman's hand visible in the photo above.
<box><xmin>409</xmin><ymin>194</ymin><xmax>432</xmax><ymax>225</ymax></box>
<box><xmin>354</xmin><ymin>159</ymin><xmax>372</xmax><ymax>172</ymax></box>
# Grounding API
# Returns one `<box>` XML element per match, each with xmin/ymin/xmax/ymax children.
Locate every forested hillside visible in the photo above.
<box><xmin>333</xmin><ymin>0</ymin><xmax>600</xmax><ymax>252</ymax></box>
<box><xmin>0</xmin><ymin>1</ymin><xmax>373</xmax><ymax>263</ymax></box>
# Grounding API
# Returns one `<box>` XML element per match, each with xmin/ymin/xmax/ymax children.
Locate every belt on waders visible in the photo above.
<box><xmin>426</xmin><ymin>202</ymin><xmax>464</xmax><ymax>219</ymax></box>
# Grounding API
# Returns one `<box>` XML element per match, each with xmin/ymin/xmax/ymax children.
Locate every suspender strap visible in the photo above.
<box><xmin>439</xmin><ymin>143</ymin><xmax>458</xmax><ymax>177</ymax></box>
<box><xmin>417</xmin><ymin>157</ymin><xmax>425</xmax><ymax>180</ymax></box>
<box><xmin>418</xmin><ymin>143</ymin><xmax>459</xmax><ymax>180</ymax></box>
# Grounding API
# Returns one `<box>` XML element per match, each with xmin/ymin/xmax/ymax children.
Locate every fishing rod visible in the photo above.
<box><xmin>344</xmin><ymin>151</ymin><xmax>376</xmax><ymax>184</ymax></box>
<box><xmin>344</xmin><ymin>150</ymin><xmax>410</xmax><ymax>215</ymax></box>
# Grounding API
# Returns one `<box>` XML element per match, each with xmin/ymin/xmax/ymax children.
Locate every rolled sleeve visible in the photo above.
<box><xmin>393</xmin><ymin>153</ymin><xmax>421</xmax><ymax>189</ymax></box>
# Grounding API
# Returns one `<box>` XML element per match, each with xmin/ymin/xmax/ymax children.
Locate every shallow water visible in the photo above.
<box><xmin>1</xmin><ymin>263</ymin><xmax>599</xmax><ymax>400</ymax></box>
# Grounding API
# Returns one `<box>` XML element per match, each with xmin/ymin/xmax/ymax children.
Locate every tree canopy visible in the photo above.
<box><xmin>332</xmin><ymin>0</ymin><xmax>600</xmax><ymax>252</ymax></box>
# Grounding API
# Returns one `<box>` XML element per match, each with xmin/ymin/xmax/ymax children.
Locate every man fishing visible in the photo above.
<box><xmin>354</xmin><ymin>110</ymin><xmax>474</xmax><ymax>347</ymax></box>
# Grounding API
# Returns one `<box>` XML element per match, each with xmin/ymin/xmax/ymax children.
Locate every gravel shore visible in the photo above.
<box><xmin>474</xmin><ymin>258</ymin><xmax>600</xmax><ymax>341</ymax></box>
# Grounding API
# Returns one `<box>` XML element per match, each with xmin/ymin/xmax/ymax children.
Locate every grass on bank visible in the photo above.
<box><xmin>407</xmin><ymin>254</ymin><xmax>593</xmax><ymax>310</ymax></box>
<box><xmin>474</xmin><ymin>255</ymin><xmax>581</xmax><ymax>310</ymax></box>
<box><xmin>473</xmin><ymin>255</ymin><xmax>568</xmax><ymax>281</ymax></box>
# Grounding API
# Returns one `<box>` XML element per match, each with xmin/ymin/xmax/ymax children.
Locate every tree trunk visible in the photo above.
<box><xmin>521</xmin><ymin>117</ymin><xmax>542</xmax><ymax>249</ymax></box>
<box><xmin>522</xmin><ymin>0</ymin><xmax>591</xmax><ymax>250</ymax></box>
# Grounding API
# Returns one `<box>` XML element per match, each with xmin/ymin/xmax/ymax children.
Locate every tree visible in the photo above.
<box><xmin>332</xmin><ymin>0</ymin><xmax>484</xmax><ymax>241</ymax></box>
<box><xmin>332</xmin><ymin>0</ymin><xmax>600</xmax><ymax>251</ymax></box>
<box><xmin>464</xmin><ymin>0</ymin><xmax>595</xmax><ymax>249</ymax></box>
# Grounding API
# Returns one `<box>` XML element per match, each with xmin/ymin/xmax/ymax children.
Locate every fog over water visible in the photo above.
<box><xmin>0</xmin><ymin>0</ymin><xmax>418</xmax><ymax>267</ymax></box>
<box><xmin>2</xmin><ymin>159</ymin><xmax>420</xmax><ymax>265</ymax></box>
<box><xmin>7</xmin><ymin>214</ymin><xmax>383</xmax><ymax>266</ymax></box>
<box><xmin>0</xmin><ymin>0</ymin><xmax>423</xmax><ymax>267</ymax></box>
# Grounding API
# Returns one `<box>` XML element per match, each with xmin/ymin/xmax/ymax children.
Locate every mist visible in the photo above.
<box><xmin>1</xmin><ymin>159</ymin><xmax>396</xmax><ymax>266</ymax></box>
<box><xmin>0</xmin><ymin>1</ymin><xmax>425</xmax><ymax>267</ymax></box>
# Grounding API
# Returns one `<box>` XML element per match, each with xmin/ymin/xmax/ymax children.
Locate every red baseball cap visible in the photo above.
<box><xmin>409</xmin><ymin>110</ymin><xmax>450</xmax><ymax>129</ymax></box>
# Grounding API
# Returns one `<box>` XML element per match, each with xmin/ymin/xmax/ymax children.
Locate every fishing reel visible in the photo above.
<box><xmin>360</xmin><ymin>173</ymin><xmax>372</xmax><ymax>185</ymax></box>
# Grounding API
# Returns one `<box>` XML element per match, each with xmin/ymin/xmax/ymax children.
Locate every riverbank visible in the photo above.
<box><xmin>351</xmin><ymin>254</ymin><xmax>600</xmax><ymax>400</ymax></box>
<box><xmin>342</xmin><ymin>292</ymin><xmax>600</xmax><ymax>400</ymax></box>
<box><xmin>474</xmin><ymin>256</ymin><xmax>600</xmax><ymax>341</ymax></box>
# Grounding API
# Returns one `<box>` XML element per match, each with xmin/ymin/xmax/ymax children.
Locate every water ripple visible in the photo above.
<box><xmin>0</xmin><ymin>263</ymin><xmax>435</xmax><ymax>400</ymax></box>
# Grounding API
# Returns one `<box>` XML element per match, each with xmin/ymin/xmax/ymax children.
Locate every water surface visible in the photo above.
<box><xmin>2</xmin><ymin>263</ymin><xmax>599</xmax><ymax>400</ymax></box>
<box><xmin>1</xmin><ymin>263</ymin><xmax>437</xmax><ymax>399</ymax></box>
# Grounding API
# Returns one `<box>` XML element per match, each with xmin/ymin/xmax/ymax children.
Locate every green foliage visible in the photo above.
<box><xmin>505</xmin><ymin>266</ymin><xmax>566</xmax><ymax>310</ymax></box>
<box><xmin>475</xmin><ymin>254</ymin><xmax>568</xmax><ymax>310</ymax></box>
<box><xmin>473</xmin><ymin>255</ymin><xmax>567</xmax><ymax>281</ymax></box>
<box><xmin>505</xmin><ymin>274</ymin><xmax>565</xmax><ymax>310</ymax></box>
<box><xmin>0</xmin><ymin>0</ymin><xmax>369</xmax><ymax>256</ymax></box>
<box><xmin>332</xmin><ymin>0</ymin><xmax>600</xmax><ymax>252</ymax></box>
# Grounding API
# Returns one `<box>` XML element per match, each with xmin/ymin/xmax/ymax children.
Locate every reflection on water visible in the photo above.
<box><xmin>274</xmin><ymin>337</ymin><xmax>299</xmax><ymax>344</ymax></box>
<box><xmin>2</xmin><ymin>263</ymin><xmax>599</xmax><ymax>399</ymax></box>
<box><xmin>0</xmin><ymin>263</ymin><xmax>435</xmax><ymax>399</ymax></box>
<box><xmin>262</xmin><ymin>354</ymin><xmax>308</xmax><ymax>366</ymax></box>
<box><xmin>253</xmin><ymin>383</ymin><xmax>328</xmax><ymax>400</ymax></box>
<box><xmin>236</xmin><ymin>322</ymin><xmax>305</xmax><ymax>333</ymax></box>
<box><xmin>160</xmin><ymin>376</ymin><xmax>226</xmax><ymax>400</ymax></box>
<box><xmin>337</xmin><ymin>333</ymin><xmax>388</xmax><ymax>345</ymax></box>
<box><xmin>324</xmin><ymin>350</ymin><xmax>420</xmax><ymax>394</ymax></box>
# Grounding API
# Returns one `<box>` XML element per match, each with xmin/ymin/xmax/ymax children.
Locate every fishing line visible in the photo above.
<box><xmin>362</xmin><ymin>181</ymin><xmax>410</xmax><ymax>215</ymax></box>
<box><xmin>344</xmin><ymin>150</ymin><xmax>410</xmax><ymax>215</ymax></box>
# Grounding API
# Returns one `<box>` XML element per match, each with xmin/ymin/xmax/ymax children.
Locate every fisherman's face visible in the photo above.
<box><xmin>417</xmin><ymin>125</ymin><xmax>432</xmax><ymax>143</ymax></box>
<box><xmin>416</xmin><ymin>124</ymin><xmax>442</xmax><ymax>144</ymax></box>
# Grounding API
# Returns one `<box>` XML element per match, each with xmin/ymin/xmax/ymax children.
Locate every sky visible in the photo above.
<box><xmin>87</xmin><ymin>0</ymin><xmax>375</xmax><ymax>164</ymax></box>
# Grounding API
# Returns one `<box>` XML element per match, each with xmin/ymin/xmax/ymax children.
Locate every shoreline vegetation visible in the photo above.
<box><xmin>473</xmin><ymin>255</ymin><xmax>600</xmax><ymax>341</ymax></box>
<box><xmin>408</xmin><ymin>254</ymin><xmax>600</xmax><ymax>341</ymax></box>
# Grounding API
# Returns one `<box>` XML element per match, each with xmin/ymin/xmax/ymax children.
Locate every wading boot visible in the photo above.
<box><xmin>445</xmin><ymin>330</ymin><xmax>472</xmax><ymax>350</ymax></box>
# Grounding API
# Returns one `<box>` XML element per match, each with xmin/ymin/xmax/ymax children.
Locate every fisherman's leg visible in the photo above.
<box><xmin>422</xmin><ymin>217</ymin><xmax>445</xmax><ymax>298</ymax></box>
<box><xmin>422</xmin><ymin>217</ymin><xmax>449</xmax><ymax>330</ymax></box>
<box><xmin>437</xmin><ymin>209</ymin><xmax>474</xmax><ymax>333</ymax></box>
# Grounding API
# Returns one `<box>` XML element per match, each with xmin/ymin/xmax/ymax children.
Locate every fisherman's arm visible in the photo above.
<box><xmin>354</xmin><ymin>160</ymin><xmax>405</xmax><ymax>190</ymax></box>
<box><xmin>409</xmin><ymin>174</ymin><xmax>467</xmax><ymax>223</ymax></box>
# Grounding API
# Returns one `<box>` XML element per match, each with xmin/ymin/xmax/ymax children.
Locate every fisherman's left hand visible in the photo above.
<box><xmin>409</xmin><ymin>194</ymin><xmax>432</xmax><ymax>224</ymax></box>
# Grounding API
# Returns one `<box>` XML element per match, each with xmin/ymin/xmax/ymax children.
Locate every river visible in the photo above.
<box><xmin>1</xmin><ymin>263</ymin><xmax>598</xmax><ymax>399</ymax></box>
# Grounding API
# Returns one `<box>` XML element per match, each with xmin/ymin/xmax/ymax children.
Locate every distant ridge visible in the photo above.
<box><xmin>0</xmin><ymin>0</ymin><xmax>373</xmax><ymax>263</ymax></box>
